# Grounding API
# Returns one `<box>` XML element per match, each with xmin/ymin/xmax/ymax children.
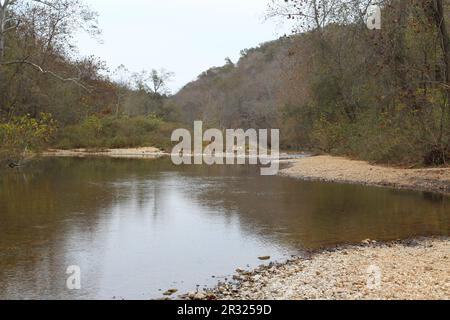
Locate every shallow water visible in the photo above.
<box><xmin>0</xmin><ymin>157</ymin><xmax>448</xmax><ymax>299</ymax></box>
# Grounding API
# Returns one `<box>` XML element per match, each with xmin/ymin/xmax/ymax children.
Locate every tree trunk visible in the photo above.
<box><xmin>0</xmin><ymin>2</ymin><xmax>7</xmax><ymax>116</ymax></box>
<box><xmin>0</xmin><ymin>2</ymin><xmax>7</xmax><ymax>62</ymax></box>
<box><xmin>434</xmin><ymin>1</ymin><xmax>450</xmax><ymax>86</ymax></box>
<box><xmin>432</xmin><ymin>0</ymin><xmax>450</xmax><ymax>146</ymax></box>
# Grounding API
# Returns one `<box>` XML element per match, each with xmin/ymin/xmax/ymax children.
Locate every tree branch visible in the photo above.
<box><xmin>31</xmin><ymin>0</ymin><xmax>61</xmax><ymax>10</ymax></box>
<box><xmin>1</xmin><ymin>59</ymin><xmax>91</xmax><ymax>91</ymax></box>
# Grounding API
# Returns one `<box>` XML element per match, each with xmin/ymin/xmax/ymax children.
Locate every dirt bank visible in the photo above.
<box><xmin>280</xmin><ymin>155</ymin><xmax>450</xmax><ymax>194</ymax></box>
<box><xmin>43</xmin><ymin>147</ymin><xmax>167</xmax><ymax>159</ymax></box>
<box><xmin>183</xmin><ymin>238</ymin><xmax>449</xmax><ymax>300</ymax></box>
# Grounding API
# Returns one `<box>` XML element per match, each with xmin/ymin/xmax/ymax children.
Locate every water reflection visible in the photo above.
<box><xmin>0</xmin><ymin>158</ymin><xmax>448</xmax><ymax>299</ymax></box>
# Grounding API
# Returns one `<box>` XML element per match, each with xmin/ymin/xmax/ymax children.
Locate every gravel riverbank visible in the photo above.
<box><xmin>181</xmin><ymin>238</ymin><xmax>449</xmax><ymax>300</ymax></box>
<box><xmin>43</xmin><ymin>147</ymin><xmax>167</xmax><ymax>159</ymax></box>
<box><xmin>280</xmin><ymin>155</ymin><xmax>450</xmax><ymax>194</ymax></box>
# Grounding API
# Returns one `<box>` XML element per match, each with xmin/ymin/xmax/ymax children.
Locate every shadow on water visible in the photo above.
<box><xmin>0</xmin><ymin>157</ymin><xmax>448</xmax><ymax>299</ymax></box>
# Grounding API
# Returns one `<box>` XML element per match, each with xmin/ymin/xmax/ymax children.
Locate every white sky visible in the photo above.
<box><xmin>75</xmin><ymin>0</ymin><xmax>291</xmax><ymax>93</ymax></box>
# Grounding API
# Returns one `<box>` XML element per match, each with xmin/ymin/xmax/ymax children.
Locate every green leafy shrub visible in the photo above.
<box><xmin>53</xmin><ymin>115</ymin><xmax>179</xmax><ymax>151</ymax></box>
<box><xmin>0</xmin><ymin>113</ymin><xmax>57</xmax><ymax>162</ymax></box>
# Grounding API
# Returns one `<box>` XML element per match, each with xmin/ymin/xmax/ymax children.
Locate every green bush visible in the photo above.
<box><xmin>0</xmin><ymin>113</ymin><xmax>57</xmax><ymax>162</ymax></box>
<box><xmin>53</xmin><ymin>115</ymin><xmax>179</xmax><ymax>151</ymax></box>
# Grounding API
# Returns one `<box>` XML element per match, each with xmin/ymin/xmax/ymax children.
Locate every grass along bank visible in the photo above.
<box><xmin>1</xmin><ymin>114</ymin><xmax>180</xmax><ymax>167</ymax></box>
<box><xmin>53</xmin><ymin>115</ymin><xmax>180</xmax><ymax>152</ymax></box>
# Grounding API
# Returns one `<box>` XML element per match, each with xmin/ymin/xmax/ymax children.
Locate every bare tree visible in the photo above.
<box><xmin>112</xmin><ymin>64</ymin><xmax>131</xmax><ymax>116</ymax></box>
<box><xmin>132</xmin><ymin>69</ymin><xmax>174</xmax><ymax>96</ymax></box>
<box><xmin>267</xmin><ymin>0</ymin><xmax>377</xmax><ymax>32</ymax></box>
<box><xmin>149</xmin><ymin>69</ymin><xmax>175</xmax><ymax>96</ymax></box>
<box><xmin>0</xmin><ymin>0</ymin><xmax>99</xmax><ymax>89</ymax></box>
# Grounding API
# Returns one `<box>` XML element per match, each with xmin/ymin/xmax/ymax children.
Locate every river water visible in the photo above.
<box><xmin>0</xmin><ymin>157</ymin><xmax>448</xmax><ymax>299</ymax></box>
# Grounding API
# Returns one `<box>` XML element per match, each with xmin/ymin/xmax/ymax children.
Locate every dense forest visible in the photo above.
<box><xmin>1</xmin><ymin>0</ymin><xmax>449</xmax><ymax>166</ymax></box>
<box><xmin>0</xmin><ymin>0</ymin><xmax>179</xmax><ymax>164</ymax></box>
<box><xmin>174</xmin><ymin>0</ymin><xmax>450</xmax><ymax>165</ymax></box>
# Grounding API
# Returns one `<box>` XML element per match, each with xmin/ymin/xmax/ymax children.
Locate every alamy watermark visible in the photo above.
<box><xmin>366</xmin><ymin>264</ymin><xmax>382</xmax><ymax>290</ymax></box>
<box><xmin>66</xmin><ymin>265</ymin><xmax>81</xmax><ymax>290</ymax></box>
<box><xmin>171</xmin><ymin>121</ymin><xmax>280</xmax><ymax>176</ymax></box>
<box><xmin>366</xmin><ymin>4</ymin><xmax>381</xmax><ymax>30</ymax></box>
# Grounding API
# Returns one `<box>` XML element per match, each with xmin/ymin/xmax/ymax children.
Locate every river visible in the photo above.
<box><xmin>0</xmin><ymin>157</ymin><xmax>448</xmax><ymax>299</ymax></box>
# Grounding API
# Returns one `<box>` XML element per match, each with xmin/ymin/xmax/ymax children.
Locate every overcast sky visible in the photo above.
<box><xmin>75</xmin><ymin>0</ymin><xmax>291</xmax><ymax>93</ymax></box>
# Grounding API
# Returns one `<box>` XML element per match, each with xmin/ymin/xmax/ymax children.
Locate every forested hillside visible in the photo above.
<box><xmin>173</xmin><ymin>39</ymin><xmax>291</xmax><ymax>129</ymax></box>
<box><xmin>173</xmin><ymin>0</ymin><xmax>450</xmax><ymax>165</ymax></box>
<box><xmin>0</xmin><ymin>0</ymin><xmax>178</xmax><ymax>164</ymax></box>
<box><xmin>1</xmin><ymin>0</ymin><xmax>449</xmax><ymax>167</ymax></box>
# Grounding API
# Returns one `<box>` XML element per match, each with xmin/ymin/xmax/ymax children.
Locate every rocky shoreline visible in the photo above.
<box><xmin>179</xmin><ymin>238</ymin><xmax>449</xmax><ymax>300</ymax></box>
<box><xmin>280</xmin><ymin>155</ymin><xmax>450</xmax><ymax>195</ymax></box>
<box><xmin>168</xmin><ymin>155</ymin><xmax>449</xmax><ymax>301</ymax></box>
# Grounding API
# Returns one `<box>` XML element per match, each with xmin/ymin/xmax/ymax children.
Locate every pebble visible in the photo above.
<box><xmin>258</xmin><ymin>256</ymin><xmax>271</xmax><ymax>261</ymax></box>
<box><xmin>193</xmin><ymin>292</ymin><xmax>206</xmax><ymax>300</ymax></box>
<box><xmin>163</xmin><ymin>289</ymin><xmax>178</xmax><ymax>296</ymax></box>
